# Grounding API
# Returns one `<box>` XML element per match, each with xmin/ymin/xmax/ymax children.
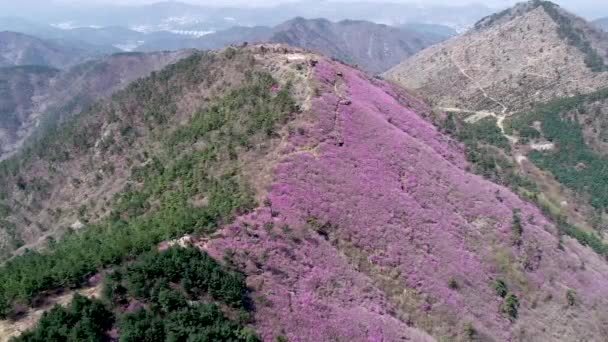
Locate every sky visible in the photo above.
<box><xmin>0</xmin><ymin>0</ymin><xmax>601</xmax><ymax>20</ymax></box>
<box><xmin>50</xmin><ymin>0</ymin><xmax>602</xmax><ymax>8</ymax></box>
<box><xmin>49</xmin><ymin>0</ymin><xmax>607</xmax><ymax>17</ymax></box>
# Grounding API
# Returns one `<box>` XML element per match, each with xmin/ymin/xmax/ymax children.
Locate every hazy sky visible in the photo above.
<box><xmin>50</xmin><ymin>0</ymin><xmax>601</xmax><ymax>8</ymax></box>
<box><xmin>49</xmin><ymin>0</ymin><xmax>605</xmax><ymax>18</ymax></box>
<box><xmin>49</xmin><ymin>0</ymin><xmax>608</xmax><ymax>17</ymax></box>
<box><xmin>0</xmin><ymin>0</ymin><xmax>595</xmax><ymax>20</ymax></box>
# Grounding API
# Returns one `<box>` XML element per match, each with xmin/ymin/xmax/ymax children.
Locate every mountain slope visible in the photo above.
<box><xmin>0</xmin><ymin>65</ymin><xmax>58</xmax><ymax>151</ymax></box>
<box><xmin>0</xmin><ymin>44</ymin><xmax>607</xmax><ymax>341</ymax></box>
<box><xmin>0</xmin><ymin>31</ymin><xmax>96</xmax><ymax>69</ymax></box>
<box><xmin>386</xmin><ymin>0</ymin><xmax>608</xmax><ymax>113</ymax></box>
<box><xmin>384</xmin><ymin>0</ymin><xmax>608</xmax><ymax>236</ymax></box>
<box><xmin>0</xmin><ymin>50</ymin><xmax>191</xmax><ymax>160</ymax></box>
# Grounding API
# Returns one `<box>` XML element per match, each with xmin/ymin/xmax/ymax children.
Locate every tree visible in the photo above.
<box><xmin>119</xmin><ymin>309</ymin><xmax>166</xmax><ymax>342</ymax></box>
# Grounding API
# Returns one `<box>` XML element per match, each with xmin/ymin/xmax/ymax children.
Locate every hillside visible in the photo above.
<box><xmin>0</xmin><ymin>65</ymin><xmax>58</xmax><ymax>157</ymax></box>
<box><xmin>139</xmin><ymin>18</ymin><xmax>446</xmax><ymax>74</ymax></box>
<box><xmin>0</xmin><ymin>44</ymin><xmax>607</xmax><ymax>341</ymax></box>
<box><xmin>386</xmin><ymin>0</ymin><xmax>608</xmax><ymax>113</ymax></box>
<box><xmin>0</xmin><ymin>31</ymin><xmax>97</xmax><ymax>69</ymax></box>
<box><xmin>0</xmin><ymin>50</ymin><xmax>191</xmax><ymax>160</ymax></box>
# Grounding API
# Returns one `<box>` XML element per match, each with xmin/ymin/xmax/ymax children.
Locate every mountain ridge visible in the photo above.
<box><xmin>138</xmin><ymin>17</ymin><xmax>447</xmax><ymax>74</ymax></box>
<box><xmin>0</xmin><ymin>44</ymin><xmax>607</xmax><ymax>341</ymax></box>
<box><xmin>0</xmin><ymin>50</ymin><xmax>192</xmax><ymax>161</ymax></box>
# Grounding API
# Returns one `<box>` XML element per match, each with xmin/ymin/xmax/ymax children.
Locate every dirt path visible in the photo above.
<box><xmin>439</xmin><ymin>106</ymin><xmax>518</xmax><ymax>144</ymax></box>
<box><xmin>0</xmin><ymin>285</ymin><xmax>102</xmax><ymax>342</ymax></box>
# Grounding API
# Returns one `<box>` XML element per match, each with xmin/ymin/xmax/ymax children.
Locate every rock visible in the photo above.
<box><xmin>71</xmin><ymin>220</ymin><xmax>85</xmax><ymax>230</ymax></box>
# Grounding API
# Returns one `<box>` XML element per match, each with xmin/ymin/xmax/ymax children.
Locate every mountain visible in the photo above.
<box><xmin>140</xmin><ymin>18</ymin><xmax>447</xmax><ymax>74</ymax></box>
<box><xmin>137</xmin><ymin>25</ymin><xmax>273</xmax><ymax>52</ymax></box>
<box><xmin>0</xmin><ymin>18</ymin><xmax>195</xmax><ymax>53</ymax></box>
<box><xmin>386</xmin><ymin>0</ymin><xmax>608</xmax><ymax>114</ymax></box>
<box><xmin>0</xmin><ymin>44</ymin><xmax>607</xmax><ymax>341</ymax></box>
<box><xmin>269</xmin><ymin>18</ymin><xmax>447</xmax><ymax>74</ymax></box>
<box><xmin>0</xmin><ymin>50</ymin><xmax>191</xmax><ymax>160</ymax></box>
<box><xmin>385</xmin><ymin>1</ymin><xmax>608</xmax><ymax>276</ymax></box>
<box><xmin>0</xmin><ymin>31</ymin><xmax>99</xmax><ymax>69</ymax></box>
<box><xmin>0</xmin><ymin>1</ymin><xmax>493</xmax><ymax>35</ymax></box>
<box><xmin>595</xmin><ymin>17</ymin><xmax>608</xmax><ymax>31</ymax></box>
<box><xmin>0</xmin><ymin>16</ymin><xmax>446</xmax><ymax>73</ymax></box>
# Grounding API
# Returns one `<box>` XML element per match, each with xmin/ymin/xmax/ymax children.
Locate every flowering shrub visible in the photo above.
<box><xmin>205</xmin><ymin>56</ymin><xmax>608</xmax><ymax>341</ymax></box>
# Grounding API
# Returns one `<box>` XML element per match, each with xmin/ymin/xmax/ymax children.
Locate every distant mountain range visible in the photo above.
<box><xmin>0</xmin><ymin>50</ymin><xmax>191</xmax><ymax>160</ymax></box>
<box><xmin>0</xmin><ymin>0</ymin><xmax>493</xmax><ymax>34</ymax></box>
<box><xmin>0</xmin><ymin>31</ymin><xmax>102</xmax><ymax>69</ymax></box>
<box><xmin>139</xmin><ymin>17</ymin><xmax>451</xmax><ymax>74</ymax></box>
<box><xmin>0</xmin><ymin>17</ymin><xmax>452</xmax><ymax>74</ymax></box>
<box><xmin>270</xmin><ymin>18</ymin><xmax>446</xmax><ymax>73</ymax></box>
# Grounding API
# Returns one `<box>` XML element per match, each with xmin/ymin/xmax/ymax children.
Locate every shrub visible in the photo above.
<box><xmin>501</xmin><ymin>293</ymin><xmax>520</xmax><ymax>321</ymax></box>
<box><xmin>448</xmin><ymin>278</ymin><xmax>460</xmax><ymax>290</ymax></box>
<box><xmin>464</xmin><ymin>323</ymin><xmax>478</xmax><ymax>341</ymax></box>
<box><xmin>492</xmin><ymin>279</ymin><xmax>509</xmax><ymax>298</ymax></box>
<box><xmin>511</xmin><ymin>209</ymin><xmax>524</xmax><ymax>245</ymax></box>
<box><xmin>566</xmin><ymin>289</ymin><xmax>577</xmax><ymax>306</ymax></box>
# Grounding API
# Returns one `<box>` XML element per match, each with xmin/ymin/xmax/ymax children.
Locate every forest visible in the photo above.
<box><xmin>0</xmin><ymin>68</ymin><xmax>295</xmax><ymax>322</ymax></box>
<box><xmin>14</xmin><ymin>247</ymin><xmax>258</xmax><ymax>342</ymax></box>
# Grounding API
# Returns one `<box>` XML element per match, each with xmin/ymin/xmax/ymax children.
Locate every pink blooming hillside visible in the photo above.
<box><xmin>205</xmin><ymin>57</ymin><xmax>608</xmax><ymax>341</ymax></box>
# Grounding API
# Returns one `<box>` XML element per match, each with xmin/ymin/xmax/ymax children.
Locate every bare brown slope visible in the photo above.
<box><xmin>385</xmin><ymin>1</ymin><xmax>608</xmax><ymax>114</ymax></box>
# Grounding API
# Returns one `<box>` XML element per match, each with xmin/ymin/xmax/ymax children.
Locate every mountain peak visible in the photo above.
<box><xmin>387</xmin><ymin>0</ymin><xmax>608</xmax><ymax>114</ymax></box>
<box><xmin>474</xmin><ymin>1</ymin><xmax>560</xmax><ymax>31</ymax></box>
